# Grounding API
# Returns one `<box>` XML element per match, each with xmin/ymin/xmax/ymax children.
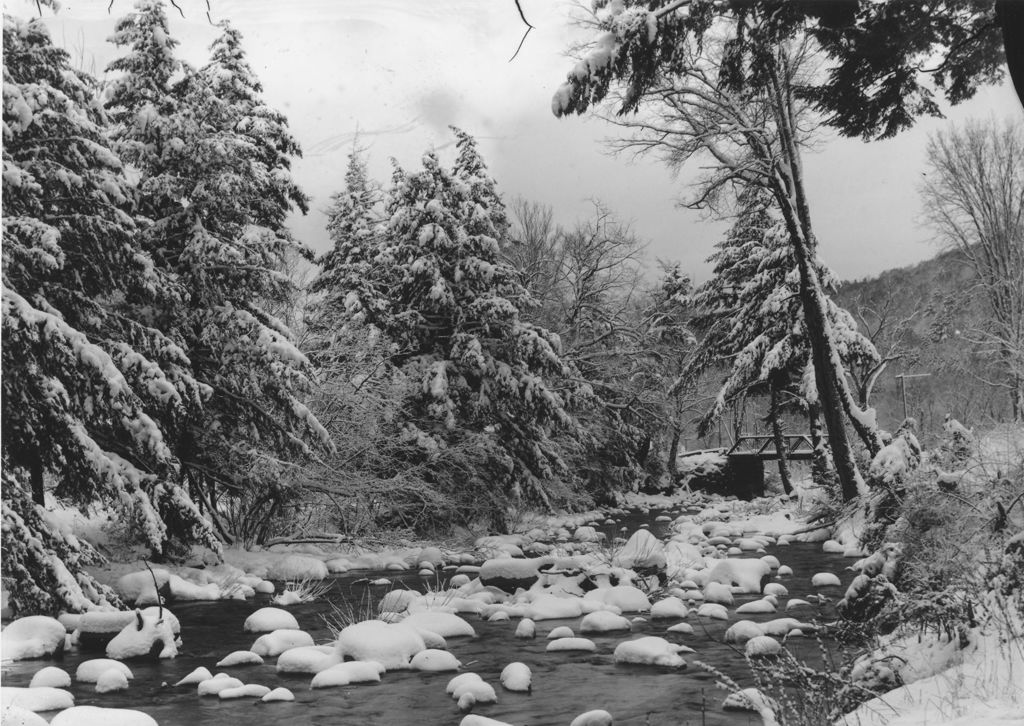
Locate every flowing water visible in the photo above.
<box><xmin>2</xmin><ymin>509</ymin><xmax>859</xmax><ymax>725</ymax></box>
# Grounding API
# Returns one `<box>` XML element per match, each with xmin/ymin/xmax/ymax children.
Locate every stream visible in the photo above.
<box><xmin>2</xmin><ymin>508</ymin><xmax>859</xmax><ymax>725</ymax></box>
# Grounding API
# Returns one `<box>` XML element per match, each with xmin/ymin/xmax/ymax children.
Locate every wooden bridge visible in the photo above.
<box><xmin>726</xmin><ymin>434</ymin><xmax>825</xmax><ymax>461</ymax></box>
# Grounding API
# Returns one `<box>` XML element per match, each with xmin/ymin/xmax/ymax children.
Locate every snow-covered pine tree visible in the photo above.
<box><xmin>105</xmin><ymin>3</ymin><xmax>328</xmax><ymax>539</ymax></box>
<box><xmin>684</xmin><ymin>187</ymin><xmax>879</xmax><ymax>491</ymax></box>
<box><xmin>2</xmin><ymin>16</ymin><xmax>216</xmax><ymax>614</ymax></box>
<box><xmin>323</xmin><ymin>128</ymin><xmax>586</xmax><ymax>511</ymax></box>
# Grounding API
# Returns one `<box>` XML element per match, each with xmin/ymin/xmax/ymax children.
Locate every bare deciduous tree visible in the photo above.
<box><xmin>921</xmin><ymin>118</ymin><xmax>1024</xmax><ymax>420</ymax></box>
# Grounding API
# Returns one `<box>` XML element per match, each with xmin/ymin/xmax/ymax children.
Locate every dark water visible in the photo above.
<box><xmin>2</xmin><ymin>510</ymin><xmax>858</xmax><ymax>726</ymax></box>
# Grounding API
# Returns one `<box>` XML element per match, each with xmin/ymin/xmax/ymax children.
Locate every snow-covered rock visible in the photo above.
<box><xmin>219</xmin><ymin>684</ymin><xmax>271</xmax><ymax>699</ymax></box>
<box><xmin>197</xmin><ymin>675</ymin><xmax>244</xmax><ymax>696</ymax></box>
<box><xmin>666</xmin><ymin>622</ymin><xmax>694</xmax><ymax>635</ymax></box>
<box><xmin>811</xmin><ymin>572</ymin><xmax>842</xmax><ymax>588</ymax></box>
<box><xmin>499</xmin><ymin>662</ymin><xmax>531</xmax><ymax>692</ymax></box>
<box><xmin>50</xmin><ymin>706</ymin><xmax>158</xmax><ymax>726</ymax></box>
<box><xmin>95</xmin><ymin>668</ymin><xmax>130</xmax><ymax>693</ymax></box>
<box><xmin>613</xmin><ymin>529</ymin><xmax>666</xmax><ymax>569</ymax></box>
<box><xmin>649</xmin><ymin>597</ymin><xmax>688</xmax><ymax>619</ymax></box>
<box><xmin>570</xmin><ymin>710</ymin><xmax>614</xmax><ymax>726</ymax></box>
<box><xmin>702</xmin><ymin>582</ymin><xmax>735</xmax><ymax>605</ymax></box>
<box><xmin>311</xmin><ymin>661</ymin><xmax>384</xmax><ymax>688</ymax></box>
<box><xmin>524</xmin><ymin>593</ymin><xmax>585</xmax><ymax>620</ymax></box>
<box><xmin>0</xmin><ymin>705</ymin><xmax>48</xmax><ymax>726</ymax></box>
<box><xmin>216</xmin><ymin>650</ymin><xmax>264</xmax><ymax>667</ymax></box>
<box><xmin>106</xmin><ymin>609</ymin><xmax>178</xmax><ymax>659</ymax></box>
<box><xmin>580</xmin><ymin>611</ymin><xmax>632</xmax><ymax>633</ymax></box>
<box><xmin>724</xmin><ymin>620</ymin><xmax>764</xmax><ymax>643</ymax></box>
<box><xmin>336</xmin><ymin>620</ymin><xmax>426</xmax><ymax>670</ymax></box>
<box><xmin>613</xmin><ymin>636</ymin><xmax>686</xmax><ymax>667</ymax></box>
<box><xmin>514</xmin><ymin>619</ymin><xmax>536</xmax><ymax>638</ymax></box>
<box><xmin>695</xmin><ymin>603</ymin><xmax>729</xmax><ymax>620</ymax></box>
<box><xmin>546</xmin><ymin>625</ymin><xmax>575</xmax><ymax>639</ymax></box>
<box><xmin>735</xmin><ymin>599</ymin><xmax>776</xmax><ymax>614</ymax></box>
<box><xmin>261</xmin><ymin>687</ymin><xmax>295</xmax><ymax>702</ymax></box>
<box><xmin>1</xmin><ymin>616</ymin><xmax>66</xmax><ymax>660</ymax></box>
<box><xmin>76</xmin><ymin>659</ymin><xmax>133</xmax><ymax>683</ymax></box>
<box><xmin>745</xmin><ymin>635</ymin><xmax>782</xmax><ymax>657</ymax></box>
<box><xmin>705</xmin><ymin>558</ymin><xmax>770</xmax><ymax>593</ymax></box>
<box><xmin>0</xmin><ymin>686</ymin><xmax>74</xmax><ymax>713</ymax></box>
<box><xmin>546</xmin><ymin>637</ymin><xmax>597</xmax><ymax>652</ymax></box>
<box><xmin>401</xmin><ymin>611</ymin><xmax>476</xmax><ymax>638</ymax></box>
<box><xmin>459</xmin><ymin>717</ymin><xmax>516</xmax><ymax>726</ymax></box>
<box><xmin>410</xmin><ymin>649</ymin><xmax>461</xmax><ymax>672</ymax></box>
<box><xmin>264</xmin><ymin>555</ymin><xmax>328</xmax><ymax>581</ymax></box>
<box><xmin>28</xmin><ymin>666</ymin><xmax>71</xmax><ymax>688</ymax></box>
<box><xmin>275</xmin><ymin>644</ymin><xmax>340</xmax><ymax>674</ymax></box>
<box><xmin>250</xmin><ymin>629</ymin><xmax>314</xmax><ymax>657</ymax></box>
<box><xmin>583</xmin><ymin>585</ymin><xmax>651</xmax><ymax>612</ymax></box>
<box><xmin>243</xmin><ymin>607</ymin><xmax>299</xmax><ymax>633</ymax></box>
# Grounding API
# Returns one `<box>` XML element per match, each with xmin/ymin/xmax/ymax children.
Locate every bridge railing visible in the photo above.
<box><xmin>725</xmin><ymin>434</ymin><xmax>827</xmax><ymax>460</ymax></box>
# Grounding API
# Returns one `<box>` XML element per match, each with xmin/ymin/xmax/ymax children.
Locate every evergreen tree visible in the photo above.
<box><xmin>105</xmin><ymin>3</ymin><xmax>328</xmax><ymax>539</ymax></box>
<box><xmin>315</xmin><ymin>128</ymin><xmax>586</xmax><ymax>511</ymax></box>
<box><xmin>1</xmin><ymin>16</ymin><xmax>214</xmax><ymax>614</ymax></box>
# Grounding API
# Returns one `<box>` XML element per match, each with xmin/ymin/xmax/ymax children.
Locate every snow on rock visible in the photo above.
<box><xmin>401</xmin><ymin>611</ymin><xmax>476</xmax><ymax>638</ymax></box>
<box><xmin>95</xmin><ymin>668</ymin><xmax>130</xmax><ymax>693</ymax></box>
<box><xmin>514</xmin><ymin>619</ymin><xmax>536</xmax><ymax>638</ymax></box>
<box><xmin>745</xmin><ymin>635</ymin><xmax>782</xmax><ymax>657</ymax></box>
<box><xmin>811</xmin><ymin>572</ymin><xmax>842</xmax><ymax>588</ymax></box>
<box><xmin>613</xmin><ymin>636</ymin><xmax>686</xmax><ymax>667</ymax></box>
<box><xmin>702</xmin><ymin>582</ymin><xmax>735</xmax><ymax>605</ymax></box>
<box><xmin>310</xmin><ymin>661</ymin><xmax>384</xmax><ymax>688</ymax></box>
<box><xmin>762</xmin><ymin>583</ymin><xmax>788</xmax><ymax>598</ymax></box>
<box><xmin>447</xmin><ymin>672</ymin><xmax>485</xmax><ymax>695</ymax></box>
<box><xmin>336</xmin><ymin>620</ymin><xmax>426</xmax><ymax>670</ymax></box>
<box><xmin>115</xmin><ymin>570</ymin><xmax>170</xmax><ymax>606</ymax></box>
<box><xmin>705</xmin><ymin>558</ymin><xmax>771</xmax><ymax>593</ymax></box>
<box><xmin>0</xmin><ymin>686</ymin><xmax>74</xmax><ymax>713</ymax></box>
<box><xmin>695</xmin><ymin>603</ymin><xmax>729</xmax><ymax>620</ymax></box>
<box><xmin>173</xmin><ymin>667</ymin><xmax>213</xmax><ymax>686</ymax></box>
<box><xmin>579</xmin><ymin>611</ymin><xmax>632</xmax><ymax>633</ymax></box>
<box><xmin>250</xmin><ymin>629</ymin><xmax>314</xmax><ymax>657</ymax></box>
<box><xmin>261</xmin><ymin>687</ymin><xmax>294</xmax><ymax>702</ymax></box>
<box><xmin>106</xmin><ymin>610</ymin><xmax>178</xmax><ymax>659</ymax></box>
<box><xmin>243</xmin><ymin>607</ymin><xmax>299</xmax><ymax>633</ymax></box>
<box><xmin>724</xmin><ymin>620</ymin><xmax>765</xmax><ymax>643</ymax></box>
<box><xmin>29</xmin><ymin>666</ymin><xmax>71</xmax><ymax>688</ymax></box>
<box><xmin>574</xmin><ymin>526</ymin><xmax>602</xmax><ymax>542</ymax></box>
<box><xmin>379</xmin><ymin>589</ymin><xmax>419</xmax><ymax>614</ymax></box>
<box><xmin>0</xmin><ymin>705</ymin><xmax>48</xmax><ymax>726</ymax></box>
<box><xmin>546</xmin><ymin>637</ymin><xmax>597</xmax><ymax>652</ymax></box>
<box><xmin>785</xmin><ymin>598</ymin><xmax>814</xmax><ymax>612</ymax></box>
<box><xmin>264</xmin><ymin>555</ymin><xmax>328</xmax><ymax>581</ymax></box>
<box><xmin>479</xmin><ymin>556</ymin><xmax>551</xmax><ymax>582</ymax></box>
<box><xmin>197</xmin><ymin>675</ymin><xmax>244</xmax><ymax>696</ymax></box>
<box><xmin>216</xmin><ymin>650</ymin><xmax>264</xmax><ymax>667</ymax></box>
<box><xmin>77</xmin><ymin>611</ymin><xmax>134</xmax><ymax>644</ymax></box>
<box><xmin>569</xmin><ymin>710</ymin><xmax>614</xmax><ymax>726</ymax></box>
<box><xmin>777</xmin><ymin>565</ymin><xmax>793</xmax><ymax>576</ymax></box>
<box><xmin>583</xmin><ymin>586</ymin><xmax>651</xmax><ymax>612</ymax></box>
<box><xmin>546</xmin><ymin>626</ymin><xmax>575</xmax><ymax>639</ymax></box>
<box><xmin>613</xmin><ymin>529</ymin><xmax>666</xmax><ymax>569</ymax></box>
<box><xmin>762</xmin><ymin>618</ymin><xmax>813</xmax><ymax>636</ymax></box>
<box><xmin>649</xmin><ymin>597</ymin><xmax>688</xmax><ymax>619</ymax></box>
<box><xmin>722</xmin><ymin>688</ymin><xmax>778</xmax><ymax>715</ymax></box>
<box><xmin>218</xmin><ymin>684</ymin><xmax>271</xmax><ymax>699</ymax></box>
<box><xmin>488</xmin><ymin>611</ymin><xmax>510</xmax><ymax>622</ymax></box>
<box><xmin>76</xmin><ymin>659</ymin><xmax>133</xmax><ymax>683</ymax></box>
<box><xmin>666</xmin><ymin>622</ymin><xmax>694</xmax><ymax>635</ymax></box>
<box><xmin>1</xmin><ymin>616</ymin><xmax>66</xmax><ymax>660</ymax></box>
<box><xmin>275</xmin><ymin>645</ymin><xmax>340</xmax><ymax>674</ymax></box>
<box><xmin>735</xmin><ymin>599</ymin><xmax>776</xmax><ymax>615</ymax></box>
<box><xmin>459</xmin><ymin>715</ymin><xmax>515</xmax><ymax>726</ymax></box>
<box><xmin>524</xmin><ymin>594</ymin><xmax>584</xmax><ymax>621</ymax></box>
<box><xmin>499</xmin><ymin>662</ymin><xmax>531</xmax><ymax>692</ymax></box>
<box><xmin>49</xmin><ymin>706</ymin><xmax>158</xmax><ymax>726</ymax></box>
<box><xmin>822</xmin><ymin>539</ymin><xmax>845</xmax><ymax>554</ymax></box>
<box><xmin>410</xmin><ymin>649</ymin><xmax>461</xmax><ymax>672</ymax></box>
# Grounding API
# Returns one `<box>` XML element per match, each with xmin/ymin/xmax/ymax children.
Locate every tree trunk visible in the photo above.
<box><xmin>769</xmin><ymin>380</ymin><xmax>794</xmax><ymax>495</ymax></box>
<box><xmin>30</xmin><ymin>458</ymin><xmax>45</xmax><ymax>506</ymax></box>
<box><xmin>667</xmin><ymin>426</ymin><xmax>682</xmax><ymax>477</ymax></box>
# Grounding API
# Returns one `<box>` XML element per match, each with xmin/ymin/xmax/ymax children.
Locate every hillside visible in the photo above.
<box><xmin>835</xmin><ymin>247</ymin><xmax>1008</xmax><ymax>441</ymax></box>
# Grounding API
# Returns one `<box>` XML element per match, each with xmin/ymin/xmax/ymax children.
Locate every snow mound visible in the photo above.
<box><xmin>546</xmin><ymin>637</ymin><xmax>597</xmax><ymax>652</ymax></box>
<box><xmin>724</xmin><ymin>620</ymin><xmax>765</xmax><ymax>643</ymax></box>
<box><xmin>702</xmin><ymin>582</ymin><xmax>734</xmax><ymax>605</ymax></box>
<box><xmin>583</xmin><ymin>585</ymin><xmax>651</xmax><ymax>612</ymax></box>
<box><xmin>546</xmin><ymin>626</ymin><xmax>574</xmax><ymax>639</ymax></box>
<box><xmin>95</xmin><ymin>668</ymin><xmax>129</xmax><ymax>693</ymax></box>
<box><xmin>811</xmin><ymin>572</ymin><xmax>841</xmax><ymax>588</ymax></box>
<box><xmin>401</xmin><ymin>611</ymin><xmax>476</xmax><ymax>638</ymax></box>
<box><xmin>722</xmin><ymin>687</ymin><xmax>778</xmax><ymax>714</ymax></box>
<box><xmin>745</xmin><ymin>635</ymin><xmax>782</xmax><ymax>657</ymax></box>
<box><xmin>336</xmin><ymin>620</ymin><xmax>426</xmax><ymax>670</ymax></box>
<box><xmin>459</xmin><ymin>716</ymin><xmax>515</xmax><ymax>726</ymax></box>
<box><xmin>695</xmin><ymin>603</ymin><xmax>729</xmax><ymax>620</ymax></box>
<box><xmin>525</xmin><ymin>593</ymin><xmax>585</xmax><ymax>620</ymax></box>
<box><xmin>261</xmin><ymin>687</ymin><xmax>294</xmax><ymax>702</ymax></box>
<box><xmin>250</xmin><ymin>629</ymin><xmax>314</xmax><ymax>656</ymax></box>
<box><xmin>219</xmin><ymin>684</ymin><xmax>271</xmax><ymax>699</ymax></box>
<box><xmin>216</xmin><ymin>650</ymin><xmax>264</xmax><ymax>667</ymax></box>
<box><xmin>514</xmin><ymin>619</ymin><xmax>536</xmax><ymax>638</ymax></box>
<box><xmin>649</xmin><ymin>597</ymin><xmax>688</xmax><ymax>619</ymax></box>
<box><xmin>173</xmin><ymin>667</ymin><xmax>213</xmax><ymax>686</ymax></box>
<box><xmin>570</xmin><ymin>710</ymin><xmax>614</xmax><ymax>726</ymax></box>
<box><xmin>310</xmin><ymin>661</ymin><xmax>384</xmax><ymax>688</ymax></box>
<box><xmin>666</xmin><ymin>622</ymin><xmax>694</xmax><ymax>635</ymax></box>
<box><xmin>499</xmin><ymin>662</ymin><xmax>531</xmax><ymax>692</ymax></box>
<box><xmin>1</xmin><ymin>616</ymin><xmax>66</xmax><ymax>660</ymax></box>
<box><xmin>580</xmin><ymin>610</ymin><xmax>632</xmax><ymax>633</ymax></box>
<box><xmin>410</xmin><ymin>648</ymin><xmax>461</xmax><ymax>672</ymax></box>
<box><xmin>243</xmin><ymin>607</ymin><xmax>299</xmax><ymax>633</ymax></box>
<box><xmin>613</xmin><ymin>636</ymin><xmax>686</xmax><ymax>667</ymax></box>
<box><xmin>197</xmin><ymin>675</ymin><xmax>244</xmax><ymax>696</ymax></box>
<box><xmin>613</xmin><ymin>529</ymin><xmax>666</xmax><ymax>569</ymax></box>
<box><xmin>49</xmin><ymin>706</ymin><xmax>158</xmax><ymax>726</ymax></box>
<box><xmin>706</xmin><ymin>558</ymin><xmax>770</xmax><ymax>593</ymax></box>
<box><xmin>736</xmin><ymin>599</ymin><xmax>776</xmax><ymax>614</ymax></box>
<box><xmin>76</xmin><ymin>659</ymin><xmax>133</xmax><ymax>683</ymax></box>
<box><xmin>29</xmin><ymin>666</ymin><xmax>71</xmax><ymax>688</ymax></box>
<box><xmin>275</xmin><ymin>645</ymin><xmax>339</xmax><ymax>673</ymax></box>
<box><xmin>0</xmin><ymin>705</ymin><xmax>48</xmax><ymax>726</ymax></box>
<box><xmin>264</xmin><ymin>555</ymin><xmax>328</xmax><ymax>581</ymax></box>
<box><xmin>0</xmin><ymin>686</ymin><xmax>74</xmax><ymax>713</ymax></box>
<box><xmin>106</xmin><ymin>609</ymin><xmax>178</xmax><ymax>659</ymax></box>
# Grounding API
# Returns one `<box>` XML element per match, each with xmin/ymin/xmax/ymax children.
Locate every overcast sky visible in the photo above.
<box><xmin>29</xmin><ymin>0</ymin><xmax>1023</xmax><ymax>283</ymax></box>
